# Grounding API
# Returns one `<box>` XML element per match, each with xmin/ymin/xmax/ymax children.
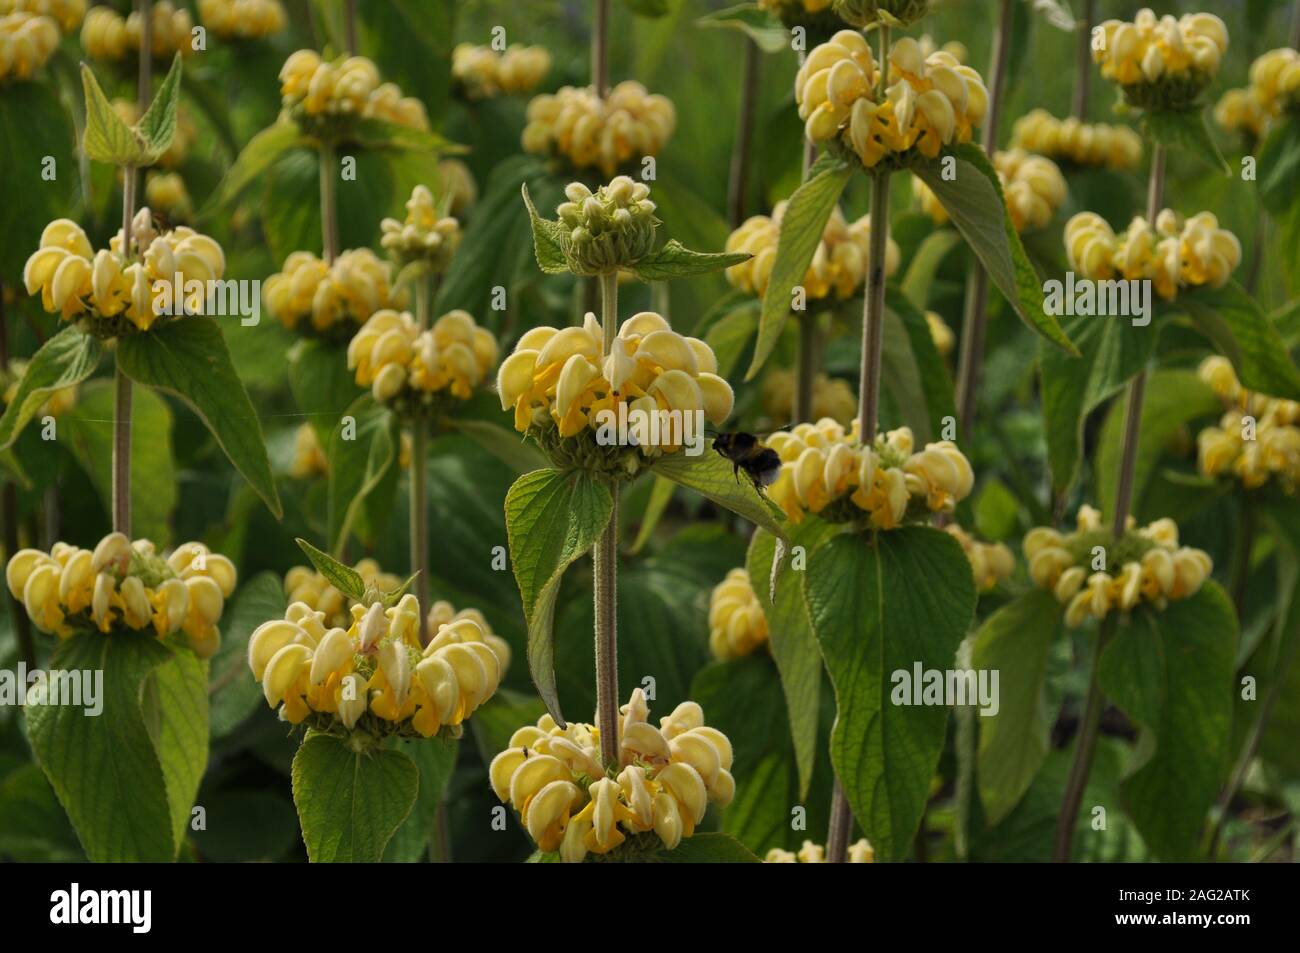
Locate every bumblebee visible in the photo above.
<box><xmin>712</xmin><ymin>431</ymin><xmax>782</xmax><ymax>492</ymax></box>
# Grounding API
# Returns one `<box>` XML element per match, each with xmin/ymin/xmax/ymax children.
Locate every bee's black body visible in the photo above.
<box><xmin>712</xmin><ymin>431</ymin><xmax>782</xmax><ymax>491</ymax></box>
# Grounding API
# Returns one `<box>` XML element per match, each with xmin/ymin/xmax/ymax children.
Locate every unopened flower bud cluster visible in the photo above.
<box><xmin>278</xmin><ymin>50</ymin><xmax>428</xmax><ymax>134</ymax></box>
<box><xmin>1196</xmin><ymin>356</ymin><xmax>1300</xmax><ymax>491</ymax></box>
<box><xmin>1093</xmin><ymin>10</ymin><xmax>1227</xmax><ymax>109</ymax></box>
<box><xmin>380</xmin><ymin>185</ymin><xmax>461</xmax><ymax>270</ymax></box>
<box><xmin>798</xmin><ymin>32</ymin><xmax>988</xmax><ymax>170</ymax></box>
<box><xmin>489</xmin><ymin>689</ymin><xmax>734</xmax><ymax>861</ymax></box>
<box><xmin>555</xmin><ymin>177</ymin><xmax>657</xmax><ymax>276</ymax></box>
<box><xmin>762</xmin><ymin>368</ymin><xmax>857</xmax><ymax>426</ymax></box>
<box><xmin>197</xmin><ymin>0</ymin><xmax>285</xmax><ymax>41</ymax></box>
<box><xmin>82</xmin><ymin>1</ymin><xmax>196</xmax><ymax>61</ymax></box>
<box><xmin>348</xmin><ymin>307</ymin><xmax>498</xmax><ymax>409</ymax></box>
<box><xmin>24</xmin><ymin>211</ymin><xmax>226</xmax><ymax>334</ymax></box>
<box><xmin>707</xmin><ymin>568</ymin><xmax>769</xmax><ymax>661</ymax></box>
<box><xmin>523</xmin><ymin>81</ymin><xmax>675</xmax><ymax>177</ymax></box>
<box><xmin>766</xmin><ymin>838</ymin><xmax>874</xmax><ymax>862</ymax></box>
<box><xmin>725</xmin><ymin>203</ymin><xmax>898</xmax><ymax>301</ymax></box>
<box><xmin>913</xmin><ymin>149</ymin><xmax>1066</xmax><ymax>233</ymax></box>
<box><xmin>1025</xmin><ymin>506</ymin><xmax>1212</xmax><ymax>628</ymax></box>
<box><xmin>766</xmin><ymin>418</ymin><xmax>974</xmax><ymax>527</ymax></box>
<box><xmin>264</xmin><ymin>248</ymin><xmax>403</xmax><ymax>336</ymax></box>
<box><xmin>0</xmin><ymin>11</ymin><xmax>58</xmax><ymax>81</ymax></box>
<box><xmin>1010</xmin><ymin>109</ymin><xmax>1143</xmax><ymax>170</ymax></box>
<box><xmin>452</xmin><ymin>42</ymin><xmax>550</xmax><ymax>100</ymax></box>
<box><xmin>1065</xmin><ymin>209</ymin><xmax>1241</xmax><ymax>302</ymax></box>
<box><xmin>249</xmin><ymin>595</ymin><xmax>505</xmax><ymax>738</ymax></box>
<box><xmin>7</xmin><ymin>534</ymin><xmax>235</xmax><ymax>657</ymax></box>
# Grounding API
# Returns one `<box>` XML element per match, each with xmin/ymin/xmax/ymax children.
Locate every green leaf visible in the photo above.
<box><xmin>629</xmin><ymin>474</ymin><xmax>676</xmax><ymax>554</ymax></box>
<box><xmin>747</xmin><ymin>153</ymin><xmax>854</xmax><ymax>380</ymax></box>
<box><xmin>117</xmin><ymin>316</ymin><xmax>282</xmax><ymax>517</ymax></box>
<box><xmin>382</xmin><ymin>737</ymin><xmax>457</xmax><ymax>862</ymax></box>
<box><xmin>327</xmin><ymin>395</ymin><xmax>398</xmax><ymax>553</ymax></box>
<box><xmin>0</xmin><ymin>82</ymin><xmax>76</xmax><ymax>284</ymax></box>
<box><xmin>295</xmin><ymin>537</ymin><xmax>367</xmax><ymax>601</ymax></box>
<box><xmin>901</xmin><ymin>228</ymin><xmax>962</xmax><ymax>309</ymax></box>
<box><xmin>972</xmin><ymin>590</ymin><xmax>1064</xmax><ymax>824</ymax></box>
<box><xmin>350</xmin><ymin>117</ymin><xmax>461</xmax><ymax>155</ymax></box>
<box><xmin>80</xmin><ymin>63</ymin><xmax>148</xmax><ymax>165</ymax></box>
<box><xmin>0</xmin><ymin>326</ymin><xmax>100</xmax><ymax>451</ymax></box>
<box><xmin>633</xmin><ymin>240</ymin><xmax>750</xmax><ymax>280</ymax></box>
<box><xmin>883</xmin><ymin>287</ymin><xmax>955</xmax><ymax>443</ymax></box>
<box><xmin>26</xmin><ymin>632</ymin><xmax>176</xmax><ymax>861</ymax></box>
<box><xmin>0</xmin><ymin>764</ymin><xmax>83</xmax><ymax>861</ymax></box>
<box><xmin>291</xmin><ymin>733</ymin><xmax>419</xmax><ymax>862</ymax></box>
<box><xmin>209</xmin><ymin>571</ymin><xmax>286</xmax><ymax>738</ymax></box>
<box><xmin>913</xmin><ymin>144</ymin><xmax>1077</xmax><ymax>355</ymax></box>
<box><xmin>202</xmin><ymin>122</ymin><xmax>304</xmax><ymax>217</ymax></box>
<box><xmin>136</xmin><ymin>54</ymin><xmax>184</xmax><ymax>161</ymax></box>
<box><xmin>521</xmin><ymin>182</ymin><xmax>569</xmax><ymax>275</ymax></box>
<box><xmin>1039</xmin><ymin>313</ymin><xmax>1157</xmax><ymax>493</ymax></box>
<box><xmin>505</xmin><ymin>469</ymin><xmax>614</xmax><ymax>723</ymax></box>
<box><xmin>696</xmin><ymin>2</ymin><xmax>788</xmax><ymax>53</ymax></box>
<box><xmin>747</xmin><ymin>519</ymin><xmax>840</xmax><ymax>798</ymax></box>
<box><xmin>1258</xmin><ymin>118</ymin><xmax>1300</xmax><ymax>210</ymax></box>
<box><xmin>62</xmin><ymin>380</ymin><xmax>177</xmax><ymax>548</ymax></box>
<box><xmin>146</xmin><ymin>649</ymin><xmax>209</xmax><ymax>850</ymax></box>
<box><xmin>652</xmin><ymin>443</ymin><xmax>788</xmax><ymax>540</ymax></box>
<box><xmin>1180</xmin><ymin>281</ymin><xmax>1300</xmax><ymax>402</ymax></box>
<box><xmin>447</xmin><ymin>418</ymin><xmax>548</xmax><ymax>474</ymax></box>
<box><xmin>803</xmin><ymin>527</ymin><xmax>976</xmax><ymax>860</ymax></box>
<box><xmin>289</xmin><ymin>338</ymin><xmax>361</xmax><ymax>452</ymax></box>
<box><xmin>1097</xmin><ymin>583</ymin><xmax>1237</xmax><ymax>860</ymax></box>
<box><xmin>1144</xmin><ymin>108</ymin><xmax>1230</xmax><ymax>175</ymax></box>
<box><xmin>656</xmin><ymin>832</ymin><xmax>762</xmax><ymax>862</ymax></box>
<box><xmin>1096</xmin><ymin>369</ymin><xmax>1220</xmax><ymax>517</ymax></box>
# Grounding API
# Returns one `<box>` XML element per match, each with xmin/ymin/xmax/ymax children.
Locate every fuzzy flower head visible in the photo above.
<box><xmin>496</xmin><ymin>311</ymin><xmax>733</xmax><ymax>478</ymax></box>
<box><xmin>197</xmin><ymin>0</ymin><xmax>285</xmax><ymax>40</ymax></box>
<box><xmin>7</xmin><ymin>533</ymin><xmax>235</xmax><ymax>657</ymax></box>
<box><xmin>798</xmin><ymin>31</ymin><xmax>988</xmax><ymax>170</ymax></box>
<box><xmin>278</xmin><ymin>50</ymin><xmax>428</xmax><ymax>137</ymax></box>
<box><xmin>1196</xmin><ymin>356</ymin><xmax>1300</xmax><ymax>492</ymax></box>
<box><xmin>1010</xmin><ymin>109</ymin><xmax>1143</xmax><ymax>170</ymax></box>
<box><xmin>488</xmin><ymin>688</ymin><xmax>734</xmax><ymax>861</ymax></box>
<box><xmin>766</xmin><ymin>838</ymin><xmax>874</xmax><ymax>862</ymax></box>
<box><xmin>946</xmin><ymin>525</ymin><xmax>1015</xmax><ymax>592</ymax></box>
<box><xmin>1</xmin><ymin>0</ymin><xmax>85</xmax><ymax>33</ymax></box>
<box><xmin>761</xmin><ymin>368</ymin><xmax>857</xmax><ymax>426</ymax></box>
<box><xmin>555</xmin><ymin>177</ymin><xmax>658</xmax><ymax>276</ymax></box>
<box><xmin>522</xmin><ymin>81</ymin><xmax>675</xmax><ymax>177</ymax></box>
<box><xmin>248</xmin><ymin>594</ymin><xmax>505</xmax><ymax>739</ymax></box>
<box><xmin>1249</xmin><ymin>47</ymin><xmax>1300</xmax><ymax>117</ymax></box>
<box><xmin>1093</xmin><ymin>10</ymin><xmax>1228</xmax><ymax>110</ymax></box>
<box><xmin>81</xmin><ymin>0</ymin><xmax>195</xmax><ymax>61</ymax></box>
<box><xmin>452</xmin><ymin>43</ymin><xmax>550</xmax><ymax>99</ymax></box>
<box><xmin>765</xmin><ymin>418</ymin><xmax>973</xmax><ymax>528</ymax></box>
<box><xmin>23</xmin><ymin>211</ymin><xmax>226</xmax><ymax>335</ymax></box>
<box><xmin>263</xmin><ymin>248</ymin><xmax>403</xmax><ymax>338</ymax></box>
<box><xmin>0</xmin><ymin>11</ymin><xmax>58</xmax><ymax>81</ymax></box>
<box><xmin>283</xmin><ymin>558</ymin><xmax>402</xmax><ymax>630</ymax></box>
<box><xmin>725</xmin><ymin>203</ymin><xmax>899</xmax><ymax>302</ymax></box>
<box><xmin>1025</xmin><ymin>507</ymin><xmax>1212</xmax><ymax>628</ymax></box>
<box><xmin>708</xmin><ymin>568</ymin><xmax>769</xmax><ymax>661</ymax></box>
<box><xmin>380</xmin><ymin>185</ymin><xmax>462</xmax><ymax>271</ymax></box>
<box><xmin>348</xmin><ymin>307</ymin><xmax>497</xmax><ymax>413</ymax></box>
<box><xmin>1065</xmin><ymin>209</ymin><xmax>1241</xmax><ymax>302</ymax></box>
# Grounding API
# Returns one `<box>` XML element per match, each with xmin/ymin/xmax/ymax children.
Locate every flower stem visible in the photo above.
<box><xmin>410</xmin><ymin>275</ymin><xmax>433</xmax><ymax>644</ymax></box>
<box><xmin>319</xmin><ymin>142</ymin><xmax>339</xmax><ymax>264</ymax></box>
<box><xmin>592</xmin><ymin>0</ymin><xmax>610</xmax><ymax>98</ymax></box>
<box><xmin>0</xmin><ymin>306</ymin><xmax>35</xmax><ymax>672</ymax></box>
<box><xmin>1072</xmin><ymin>0</ymin><xmax>1095</xmax><ymax>119</ymax></box>
<box><xmin>728</xmin><ymin>38</ymin><xmax>760</xmax><ymax>226</ymax></box>
<box><xmin>1053</xmin><ymin>617</ymin><xmax>1115</xmax><ymax>862</ymax></box>
<box><xmin>795</xmin><ymin>311</ymin><xmax>817</xmax><ymax>424</ymax></box>
<box><xmin>112</xmin><ymin>362</ymin><xmax>133</xmax><ymax>534</ymax></box>
<box><xmin>594</xmin><ymin>270</ymin><xmax>620</xmax><ymax>770</ymax></box>
<box><xmin>344</xmin><ymin>0</ymin><xmax>358</xmax><ymax>55</ymax></box>
<box><xmin>953</xmin><ymin>0</ymin><xmax>1014</xmax><ymax>439</ymax></box>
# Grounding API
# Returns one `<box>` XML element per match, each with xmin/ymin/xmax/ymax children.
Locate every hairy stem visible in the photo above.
<box><xmin>592</xmin><ymin>0</ymin><xmax>610</xmax><ymax>98</ymax></box>
<box><xmin>409</xmin><ymin>271</ymin><xmax>432</xmax><ymax>643</ymax></box>
<box><xmin>112</xmin><ymin>363</ymin><xmax>133</xmax><ymax>534</ymax></box>
<box><xmin>0</xmin><ymin>310</ymin><xmax>35</xmax><ymax>672</ymax></box>
<box><xmin>953</xmin><ymin>0</ymin><xmax>1014</xmax><ymax>438</ymax></box>
<box><xmin>344</xmin><ymin>0</ymin><xmax>357</xmax><ymax>55</ymax></box>
<box><xmin>856</xmin><ymin>168</ymin><xmax>890</xmax><ymax>442</ymax></box>
<box><xmin>1072</xmin><ymin>0</ymin><xmax>1095</xmax><ymax>119</ymax></box>
<box><xmin>727</xmin><ymin>38</ymin><xmax>760</xmax><ymax>227</ymax></box>
<box><xmin>795</xmin><ymin>312</ymin><xmax>817</xmax><ymax>424</ymax></box>
<box><xmin>1053</xmin><ymin>619</ymin><xmax>1114</xmax><ymax>862</ymax></box>
<box><xmin>593</xmin><ymin>271</ymin><xmax>620</xmax><ymax>770</ymax></box>
<box><xmin>319</xmin><ymin>143</ymin><xmax>339</xmax><ymax>264</ymax></box>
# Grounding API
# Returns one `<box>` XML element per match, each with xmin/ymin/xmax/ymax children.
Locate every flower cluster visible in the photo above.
<box><xmin>707</xmin><ymin>568</ymin><xmax>769</xmax><ymax>661</ymax></box>
<box><xmin>766</xmin><ymin>839</ymin><xmax>874</xmax><ymax>862</ymax></box>
<box><xmin>725</xmin><ymin>203</ymin><xmax>898</xmax><ymax>301</ymax></box>
<box><xmin>283</xmin><ymin>559</ymin><xmax>402</xmax><ymax>630</ymax></box>
<box><xmin>249</xmin><ymin>595</ymin><xmax>505</xmax><ymax>737</ymax></box>
<box><xmin>497</xmin><ymin>311</ymin><xmax>733</xmax><ymax>473</ymax></box>
<box><xmin>289</xmin><ymin>422</ymin><xmax>327</xmax><ymax>479</ymax></box>
<box><xmin>144</xmin><ymin>171</ymin><xmax>190</xmax><ymax>219</ymax></box>
<box><xmin>2</xmin><ymin>358</ymin><xmax>76</xmax><ymax>417</ymax></box>
<box><xmin>1010</xmin><ymin>109</ymin><xmax>1143</xmax><ymax>170</ymax></box>
<box><xmin>1093</xmin><ymin>10</ymin><xmax>1227</xmax><ymax>109</ymax></box>
<box><xmin>945</xmin><ymin>524</ymin><xmax>1014</xmax><ymax>592</ymax></box>
<box><xmin>0</xmin><ymin>0</ymin><xmax>84</xmax><ymax>32</ymax></box>
<box><xmin>1216</xmin><ymin>48</ymin><xmax>1300</xmax><ymax>142</ymax></box>
<box><xmin>81</xmin><ymin>1</ymin><xmax>196</xmax><ymax>61</ymax></box>
<box><xmin>23</xmin><ymin>211</ymin><xmax>226</xmax><ymax>334</ymax></box>
<box><xmin>380</xmin><ymin>185</ymin><xmax>461</xmax><ymax>270</ymax></box>
<box><xmin>766</xmin><ymin>418</ymin><xmax>973</xmax><ymax>527</ymax></box>
<box><xmin>761</xmin><ymin>368</ymin><xmax>857</xmax><ymax>425</ymax></box>
<box><xmin>1214</xmin><ymin>88</ymin><xmax>1270</xmax><ymax>142</ymax></box>
<box><xmin>798</xmin><ymin>32</ymin><xmax>988</xmax><ymax>170</ymax></box>
<box><xmin>1197</xmin><ymin>356</ymin><xmax>1300</xmax><ymax>491</ymax></box>
<box><xmin>554</xmin><ymin>177</ymin><xmax>658</xmax><ymax>276</ymax></box>
<box><xmin>489</xmin><ymin>689</ymin><xmax>734</xmax><ymax>862</ymax></box>
<box><xmin>278</xmin><ymin>50</ymin><xmax>428</xmax><ymax>134</ymax></box>
<box><xmin>348</xmin><ymin>308</ymin><xmax>498</xmax><ymax>409</ymax></box>
<box><xmin>913</xmin><ymin>149</ymin><xmax>1065</xmax><ymax>233</ymax></box>
<box><xmin>7</xmin><ymin>534</ymin><xmax>235</xmax><ymax>656</ymax></box>
<box><xmin>522</xmin><ymin>81</ymin><xmax>676</xmax><ymax>177</ymax></box>
<box><xmin>197</xmin><ymin>0</ymin><xmax>285</xmax><ymax>40</ymax></box>
<box><xmin>263</xmin><ymin>248</ymin><xmax>401</xmax><ymax>336</ymax></box>
<box><xmin>1065</xmin><ymin>209</ymin><xmax>1241</xmax><ymax>302</ymax></box>
<box><xmin>0</xmin><ymin>11</ymin><xmax>57</xmax><ymax>80</ymax></box>
<box><xmin>1025</xmin><ymin>506</ymin><xmax>1212</xmax><ymax>627</ymax></box>
<box><xmin>452</xmin><ymin>43</ymin><xmax>550</xmax><ymax>99</ymax></box>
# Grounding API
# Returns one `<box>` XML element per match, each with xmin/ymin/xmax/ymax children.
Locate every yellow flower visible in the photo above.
<box><xmin>197</xmin><ymin>0</ymin><xmax>285</xmax><ymax>40</ymax></box>
<box><xmin>1249</xmin><ymin>48</ymin><xmax>1300</xmax><ymax>117</ymax></box>
<box><xmin>1195</xmin><ymin>358</ymin><xmax>1300</xmax><ymax>491</ymax></box>
<box><xmin>264</xmin><ymin>248</ymin><xmax>401</xmax><ymax>334</ymax></box>
<box><xmin>81</xmin><ymin>0</ymin><xmax>194</xmax><ymax>61</ymax></box>
<box><xmin>1214</xmin><ymin>87</ymin><xmax>1270</xmax><ymax>141</ymax></box>
<box><xmin>993</xmin><ymin>150</ymin><xmax>1067</xmax><ymax>233</ymax></box>
<box><xmin>1093</xmin><ymin>10</ymin><xmax>1227</xmax><ymax>107</ymax></box>
<box><xmin>946</xmin><ymin>525</ymin><xmax>1014</xmax><ymax>592</ymax></box>
<box><xmin>144</xmin><ymin>172</ymin><xmax>191</xmax><ymax>220</ymax></box>
<box><xmin>489</xmin><ymin>688</ymin><xmax>734</xmax><ymax>861</ymax></box>
<box><xmin>380</xmin><ymin>185</ymin><xmax>461</xmax><ymax>270</ymax></box>
<box><xmin>0</xmin><ymin>0</ymin><xmax>85</xmax><ymax>33</ymax></box>
<box><xmin>523</xmin><ymin>81</ymin><xmax>675</xmax><ymax>176</ymax></box>
<box><xmin>283</xmin><ymin>558</ymin><xmax>402</xmax><ymax>630</ymax></box>
<box><xmin>765</xmin><ymin>837</ymin><xmax>874</xmax><ymax>861</ymax></box>
<box><xmin>761</xmin><ymin>368</ymin><xmax>857</xmax><ymax>426</ymax></box>
<box><xmin>708</xmin><ymin>568</ymin><xmax>769</xmax><ymax>660</ymax></box>
<box><xmin>279</xmin><ymin>50</ymin><xmax>427</xmax><ymax>131</ymax></box>
<box><xmin>452</xmin><ymin>42</ymin><xmax>550</xmax><ymax>99</ymax></box>
<box><xmin>0</xmin><ymin>10</ymin><xmax>58</xmax><ymax>80</ymax></box>
<box><xmin>1010</xmin><ymin>109</ymin><xmax>1143</xmax><ymax>170</ymax></box>
<box><xmin>348</xmin><ymin>307</ymin><xmax>497</xmax><ymax>407</ymax></box>
<box><xmin>3</xmin><ymin>358</ymin><xmax>76</xmax><ymax>417</ymax></box>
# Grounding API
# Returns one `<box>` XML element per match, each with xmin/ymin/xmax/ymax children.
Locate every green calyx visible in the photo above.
<box><xmin>555</xmin><ymin>177</ymin><xmax>658</xmax><ymax>277</ymax></box>
<box><xmin>833</xmin><ymin>0</ymin><xmax>931</xmax><ymax>29</ymax></box>
<box><xmin>527</xmin><ymin>420</ymin><xmax>647</xmax><ymax>486</ymax></box>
